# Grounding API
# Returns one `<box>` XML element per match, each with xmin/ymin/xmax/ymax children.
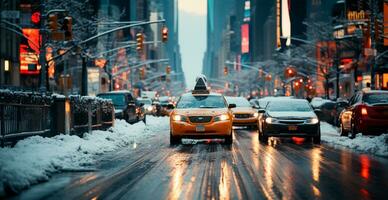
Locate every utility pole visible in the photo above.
<box><xmin>39</xmin><ymin>0</ymin><xmax>47</xmax><ymax>92</ymax></box>
<box><xmin>370</xmin><ymin>0</ymin><xmax>377</xmax><ymax>89</ymax></box>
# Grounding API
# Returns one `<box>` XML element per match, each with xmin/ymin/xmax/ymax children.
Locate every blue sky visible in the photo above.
<box><xmin>178</xmin><ymin>0</ymin><xmax>207</xmax><ymax>89</ymax></box>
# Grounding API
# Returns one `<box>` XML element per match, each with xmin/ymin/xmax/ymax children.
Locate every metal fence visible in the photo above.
<box><xmin>0</xmin><ymin>103</ymin><xmax>51</xmax><ymax>146</ymax></box>
<box><xmin>0</xmin><ymin>92</ymin><xmax>115</xmax><ymax>147</ymax></box>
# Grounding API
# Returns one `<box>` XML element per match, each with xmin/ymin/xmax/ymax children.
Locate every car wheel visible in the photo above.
<box><xmin>350</xmin><ymin>121</ymin><xmax>359</xmax><ymax>139</ymax></box>
<box><xmin>170</xmin><ymin>132</ymin><xmax>180</xmax><ymax>145</ymax></box>
<box><xmin>224</xmin><ymin>132</ymin><xmax>233</xmax><ymax>145</ymax></box>
<box><xmin>142</xmin><ymin>115</ymin><xmax>146</xmax><ymax>124</ymax></box>
<box><xmin>313</xmin><ymin>134</ymin><xmax>321</xmax><ymax>144</ymax></box>
<box><xmin>340</xmin><ymin>121</ymin><xmax>348</xmax><ymax>137</ymax></box>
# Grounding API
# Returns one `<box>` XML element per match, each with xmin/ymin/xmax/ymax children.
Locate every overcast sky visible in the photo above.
<box><xmin>178</xmin><ymin>0</ymin><xmax>207</xmax><ymax>89</ymax></box>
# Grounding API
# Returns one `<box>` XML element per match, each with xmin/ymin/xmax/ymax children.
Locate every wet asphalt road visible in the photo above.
<box><xmin>13</xmin><ymin>128</ymin><xmax>388</xmax><ymax>200</ymax></box>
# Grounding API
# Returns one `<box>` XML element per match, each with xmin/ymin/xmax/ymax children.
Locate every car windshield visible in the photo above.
<box><xmin>176</xmin><ymin>95</ymin><xmax>226</xmax><ymax>109</ymax></box>
<box><xmin>226</xmin><ymin>97</ymin><xmax>251</xmax><ymax>107</ymax></box>
<box><xmin>363</xmin><ymin>93</ymin><xmax>388</xmax><ymax>104</ymax></box>
<box><xmin>137</xmin><ymin>99</ymin><xmax>152</xmax><ymax>105</ymax></box>
<box><xmin>267</xmin><ymin>100</ymin><xmax>312</xmax><ymax>112</ymax></box>
<box><xmin>98</xmin><ymin>94</ymin><xmax>126</xmax><ymax>106</ymax></box>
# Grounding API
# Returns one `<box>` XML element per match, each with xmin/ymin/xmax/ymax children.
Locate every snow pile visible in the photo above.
<box><xmin>321</xmin><ymin>122</ymin><xmax>388</xmax><ymax>157</ymax></box>
<box><xmin>0</xmin><ymin>116</ymin><xmax>169</xmax><ymax>195</ymax></box>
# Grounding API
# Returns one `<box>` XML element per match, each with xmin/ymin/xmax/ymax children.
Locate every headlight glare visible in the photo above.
<box><xmin>214</xmin><ymin>114</ymin><xmax>230</xmax><ymax>122</ymax></box>
<box><xmin>306</xmin><ymin>117</ymin><xmax>319</xmax><ymax>124</ymax></box>
<box><xmin>265</xmin><ymin>117</ymin><xmax>275</xmax><ymax>124</ymax></box>
<box><xmin>147</xmin><ymin>106</ymin><xmax>153</xmax><ymax>111</ymax></box>
<box><xmin>172</xmin><ymin>114</ymin><xmax>187</xmax><ymax>122</ymax></box>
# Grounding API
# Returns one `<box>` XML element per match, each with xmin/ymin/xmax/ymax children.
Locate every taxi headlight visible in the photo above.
<box><xmin>172</xmin><ymin>114</ymin><xmax>187</xmax><ymax>122</ymax></box>
<box><xmin>265</xmin><ymin>117</ymin><xmax>276</xmax><ymax>124</ymax></box>
<box><xmin>306</xmin><ymin>117</ymin><xmax>319</xmax><ymax>124</ymax></box>
<box><xmin>214</xmin><ymin>114</ymin><xmax>230</xmax><ymax>122</ymax></box>
<box><xmin>253</xmin><ymin>112</ymin><xmax>259</xmax><ymax>118</ymax></box>
<box><xmin>147</xmin><ymin>106</ymin><xmax>153</xmax><ymax>112</ymax></box>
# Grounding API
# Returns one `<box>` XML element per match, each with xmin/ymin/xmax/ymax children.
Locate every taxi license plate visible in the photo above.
<box><xmin>196</xmin><ymin>125</ymin><xmax>205</xmax><ymax>132</ymax></box>
<box><xmin>288</xmin><ymin>125</ymin><xmax>298</xmax><ymax>131</ymax></box>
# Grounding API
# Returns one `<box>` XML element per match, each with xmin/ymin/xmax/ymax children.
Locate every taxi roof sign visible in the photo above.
<box><xmin>192</xmin><ymin>75</ymin><xmax>210</xmax><ymax>94</ymax></box>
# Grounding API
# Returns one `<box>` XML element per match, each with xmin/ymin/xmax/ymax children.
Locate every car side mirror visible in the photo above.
<box><xmin>228</xmin><ymin>104</ymin><xmax>236</xmax><ymax>109</ymax></box>
<box><xmin>167</xmin><ymin>104</ymin><xmax>175</xmax><ymax>109</ymax></box>
<box><xmin>258</xmin><ymin>109</ymin><xmax>266</xmax><ymax>113</ymax></box>
<box><xmin>314</xmin><ymin>109</ymin><xmax>322</xmax><ymax>116</ymax></box>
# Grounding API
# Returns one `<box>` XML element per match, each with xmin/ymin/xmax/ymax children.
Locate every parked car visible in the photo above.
<box><xmin>258</xmin><ymin>99</ymin><xmax>321</xmax><ymax>144</ymax></box>
<box><xmin>310</xmin><ymin>97</ymin><xmax>332</xmax><ymax>109</ymax></box>
<box><xmin>137</xmin><ymin>98</ymin><xmax>154</xmax><ymax>115</ymax></box>
<box><xmin>339</xmin><ymin>90</ymin><xmax>388</xmax><ymax>137</ymax></box>
<box><xmin>97</xmin><ymin>91</ymin><xmax>145</xmax><ymax>124</ymax></box>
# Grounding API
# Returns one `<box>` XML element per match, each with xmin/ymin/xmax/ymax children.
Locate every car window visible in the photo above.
<box><xmin>322</xmin><ymin>102</ymin><xmax>335</xmax><ymax>109</ymax></box>
<box><xmin>363</xmin><ymin>93</ymin><xmax>388</xmax><ymax>104</ymax></box>
<box><xmin>176</xmin><ymin>95</ymin><xmax>227</xmax><ymax>109</ymax></box>
<box><xmin>98</xmin><ymin>94</ymin><xmax>126</xmax><ymax>106</ymax></box>
<box><xmin>137</xmin><ymin>99</ymin><xmax>152</xmax><ymax>105</ymax></box>
<box><xmin>267</xmin><ymin>101</ymin><xmax>312</xmax><ymax>112</ymax></box>
<box><xmin>226</xmin><ymin>97</ymin><xmax>251</xmax><ymax>107</ymax></box>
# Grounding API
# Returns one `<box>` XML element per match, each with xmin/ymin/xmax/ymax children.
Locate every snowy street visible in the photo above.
<box><xmin>1</xmin><ymin>118</ymin><xmax>387</xmax><ymax>199</ymax></box>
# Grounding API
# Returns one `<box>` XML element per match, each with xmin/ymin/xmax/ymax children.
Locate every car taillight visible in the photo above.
<box><xmin>361</xmin><ymin>107</ymin><xmax>368</xmax><ymax>116</ymax></box>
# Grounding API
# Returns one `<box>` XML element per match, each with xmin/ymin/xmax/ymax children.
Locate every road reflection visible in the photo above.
<box><xmin>262</xmin><ymin>145</ymin><xmax>275</xmax><ymax>200</ymax></box>
<box><xmin>360</xmin><ymin>155</ymin><xmax>370</xmax><ymax>180</ymax></box>
<box><xmin>311</xmin><ymin>148</ymin><xmax>322</xmax><ymax>182</ymax></box>
<box><xmin>311</xmin><ymin>148</ymin><xmax>322</xmax><ymax>198</ymax></box>
<box><xmin>167</xmin><ymin>160</ymin><xmax>185</xmax><ymax>200</ymax></box>
<box><xmin>219</xmin><ymin>160</ymin><xmax>231</xmax><ymax>200</ymax></box>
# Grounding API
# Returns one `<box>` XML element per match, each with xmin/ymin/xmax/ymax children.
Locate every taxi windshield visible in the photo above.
<box><xmin>176</xmin><ymin>95</ymin><xmax>226</xmax><ymax>109</ymax></box>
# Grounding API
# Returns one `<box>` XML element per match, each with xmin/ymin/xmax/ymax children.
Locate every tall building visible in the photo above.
<box><xmin>203</xmin><ymin>0</ymin><xmax>242</xmax><ymax>79</ymax></box>
<box><xmin>0</xmin><ymin>0</ymin><xmax>21</xmax><ymax>88</ymax></box>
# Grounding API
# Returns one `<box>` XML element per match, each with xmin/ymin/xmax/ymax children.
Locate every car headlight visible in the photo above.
<box><xmin>306</xmin><ymin>117</ymin><xmax>319</xmax><ymax>124</ymax></box>
<box><xmin>253</xmin><ymin>112</ymin><xmax>259</xmax><ymax>118</ymax></box>
<box><xmin>172</xmin><ymin>114</ymin><xmax>187</xmax><ymax>122</ymax></box>
<box><xmin>265</xmin><ymin>117</ymin><xmax>277</xmax><ymax>124</ymax></box>
<box><xmin>147</xmin><ymin>106</ymin><xmax>153</xmax><ymax>112</ymax></box>
<box><xmin>214</xmin><ymin>114</ymin><xmax>230</xmax><ymax>122</ymax></box>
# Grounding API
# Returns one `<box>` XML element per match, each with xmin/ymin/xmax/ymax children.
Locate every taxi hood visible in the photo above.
<box><xmin>173</xmin><ymin>108</ymin><xmax>229</xmax><ymax>116</ymax></box>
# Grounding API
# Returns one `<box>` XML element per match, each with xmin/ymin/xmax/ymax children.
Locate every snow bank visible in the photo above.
<box><xmin>321</xmin><ymin>122</ymin><xmax>388</xmax><ymax>157</ymax></box>
<box><xmin>0</xmin><ymin>116</ymin><xmax>169</xmax><ymax>195</ymax></box>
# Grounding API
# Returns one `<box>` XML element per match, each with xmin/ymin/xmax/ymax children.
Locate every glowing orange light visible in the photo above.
<box><xmin>360</xmin><ymin>155</ymin><xmax>370</xmax><ymax>180</ymax></box>
<box><xmin>361</xmin><ymin>107</ymin><xmax>368</xmax><ymax>115</ymax></box>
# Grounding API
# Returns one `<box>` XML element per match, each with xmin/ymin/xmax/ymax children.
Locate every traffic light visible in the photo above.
<box><xmin>162</xmin><ymin>26</ymin><xmax>168</xmax><ymax>42</ymax></box>
<box><xmin>224</xmin><ymin>66</ymin><xmax>228</xmax><ymax>76</ymax></box>
<box><xmin>136</xmin><ymin>33</ymin><xmax>144</xmax><ymax>52</ymax></box>
<box><xmin>62</xmin><ymin>16</ymin><xmax>72</xmax><ymax>40</ymax></box>
<box><xmin>166</xmin><ymin>66</ymin><xmax>171</xmax><ymax>74</ymax></box>
<box><xmin>31</xmin><ymin>11</ymin><xmax>41</xmax><ymax>26</ymax></box>
<box><xmin>48</xmin><ymin>14</ymin><xmax>58</xmax><ymax>32</ymax></box>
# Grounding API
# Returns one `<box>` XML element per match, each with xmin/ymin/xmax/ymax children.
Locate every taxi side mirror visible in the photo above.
<box><xmin>258</xmin><ymin>109</ymin><xmax>266</xmax><ymax>113</ymax></box>
<box><xmin>228</xmin><ymin>104</ymin><xmax>236</xmax><ymax>109</ymax></box>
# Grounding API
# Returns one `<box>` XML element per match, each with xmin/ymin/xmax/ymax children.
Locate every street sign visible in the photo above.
<box><xmin>1</xmin><ymin>10</ymin><xmax>20</xmax><ymax>19</ymax></box>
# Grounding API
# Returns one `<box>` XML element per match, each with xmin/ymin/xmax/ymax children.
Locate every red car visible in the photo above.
<box><xmin>339</xmin><ymin>90</ymin><xmax>388</xmax><ymax>137</ymax></box>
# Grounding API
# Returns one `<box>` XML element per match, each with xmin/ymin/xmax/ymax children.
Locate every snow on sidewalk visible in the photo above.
<box><xmin>320</xmin><ymin>122</ymin><xmax>388</xmax><ymax>157</ymax></box>
<box><xmin>0</xmin><ymin>116</ymin><xmax>169</xmax><ymax>195</ymax></box>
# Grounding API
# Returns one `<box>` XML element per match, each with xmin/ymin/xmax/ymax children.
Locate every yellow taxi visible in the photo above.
<box><xmin>225</xmin><ymin>96</ymin><xmax>259</xmax><ymax>129</ymax></box>
<box><xmin>169</xmin><ymin>76</ymin><xmax>236</xmax><ymax>145</ymax></box>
